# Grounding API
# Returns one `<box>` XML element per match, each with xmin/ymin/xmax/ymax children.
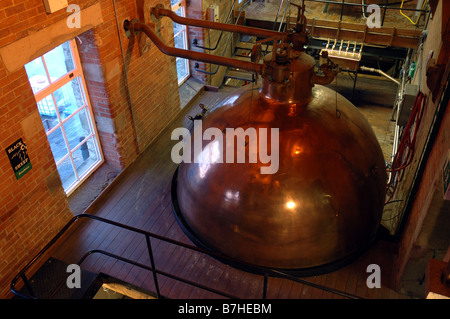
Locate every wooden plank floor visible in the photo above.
<box><xmin>50</xmin><ymin>78</ymin><xmax>411</xmax><ymax>299</ymax></box>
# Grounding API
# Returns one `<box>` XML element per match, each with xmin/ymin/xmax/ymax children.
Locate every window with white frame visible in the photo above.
<box><xmin>24</xmin><ymin>39</ymin><xmax>104</xmax><ymax>195</ymax></box>
<box><xmin>171</xmin><ymin>0</ymin><xmax>190</xmax><ymax>85</ymax></box>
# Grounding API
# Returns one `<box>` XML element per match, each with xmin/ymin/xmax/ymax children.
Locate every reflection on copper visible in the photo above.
<box><xmin>286</xmin><ymin>201</ymin><xmax>296</xmax><ymax>209</ymax></box>
<box><xmin>293</xmin><ymin>146</ymin><xmax>303</xmax><ymax>156</ymax></box>
<box><xmin>198</xmin><ymin>140</ymin><xmax>221</xmax><ymax>178</ymax></box>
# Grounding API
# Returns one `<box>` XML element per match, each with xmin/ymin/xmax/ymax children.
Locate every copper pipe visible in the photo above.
<box><xmin>127</xmin><ymin>21</ymin><xmax>263</xmax><ymax>74</ymax></box>
<box><xmin>360</xmin><ymin>66</ymin><xmax>400</xmax><ymax>85</ymax></box>
<box><xmin>151</xmin><ymin>6</ymin><xmax>283</xmax><ymax>39</ymax></box>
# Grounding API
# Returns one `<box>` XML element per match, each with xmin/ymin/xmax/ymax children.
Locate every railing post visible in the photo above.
<box><xmin>20</xmin><ymin>274</ymin><xmax>36</xmax><ymax>299</ymax></box>
<box><xmin>145</xmin><ymin>235</ymin><xmax>161</xmax><ymax>299</ymax></box>
<box><xmin>381</xmin><ymin>0</ymin><xmax>388</xmax><ymax>26</ymax></box>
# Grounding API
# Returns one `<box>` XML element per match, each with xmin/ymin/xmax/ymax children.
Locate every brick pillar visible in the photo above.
<box><xmin>77</xmin><ymin>29</ymin><xmax>123</xmax><ymax>170</ymax></box>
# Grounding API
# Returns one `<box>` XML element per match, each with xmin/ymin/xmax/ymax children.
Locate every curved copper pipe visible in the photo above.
<box><xmin>128</xmin><ymin>21</ymin><xmax>263</xmax><ymax>74</ymax></box>
<box><xmin>151</xmin><ymin>6</ymin><xmax>283</xmax><ymax>39</ymax></box>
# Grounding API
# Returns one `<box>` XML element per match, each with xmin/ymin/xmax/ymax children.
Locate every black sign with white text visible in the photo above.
<box><xmin>5</xmin><ymin>138</ymin><xmax>32</xmax><ymax>180</ymax></box>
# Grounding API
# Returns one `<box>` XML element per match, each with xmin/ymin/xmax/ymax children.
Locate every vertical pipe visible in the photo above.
<box><xmin>112</xmin><ymin>0</ymin><xmax>141</xmax><ymax>154</ymax></box>
<box><xmin>362</xmin><ymin>0</ymin><xmax>367</xmax><ymax>18</ymax></box>
<box><xmin>278</xmin><ymin>0</ymin><xmax>291</xmax><ymax>32</ymax></box>
<box><xmin>381</xmin><ymin>0</ymin><xmax>388</xmax><ymax>26</ymax></box>
<box><xmin>272</xmin><ymin>0</ymin><xmax>285</xmax><ymax>30</ymax></box>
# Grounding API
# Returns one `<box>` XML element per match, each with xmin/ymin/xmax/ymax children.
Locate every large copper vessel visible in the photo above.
<box><xmin>173</xmin><ymin>54</ymin><xmax>387</xmax><ymax>273</ymax></box>
<box><xmin>128</xmin><ymin>4</ymin><xmax>387</xmax><ymax>275</ymax></box>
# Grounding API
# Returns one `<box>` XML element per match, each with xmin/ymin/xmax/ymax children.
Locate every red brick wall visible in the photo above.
<box><xmin>0</xmin><ymin>0</ymin><xmax>180</xmax><ymax>298</ymax></box>
<box><xmin>77</xmin><ymin>29</ymin><xmax>124</xmax><ymax>169</ymax></box>
<box><xmin>0</xmin><ymin>62</ymin><xmax>73</xmax><ymax>298</ymax></box>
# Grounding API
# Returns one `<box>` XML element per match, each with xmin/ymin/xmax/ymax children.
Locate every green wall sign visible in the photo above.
<box><xmin>5</xmin><ymin>138</ymin><xmax>32</xmax><ymax>180</ymax></box>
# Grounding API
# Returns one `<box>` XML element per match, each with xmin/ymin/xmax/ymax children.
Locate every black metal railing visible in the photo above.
<box><xmin>11</xmin><ymin>213</ymin><xmax>362</xmax><ymax>299</ymax></box>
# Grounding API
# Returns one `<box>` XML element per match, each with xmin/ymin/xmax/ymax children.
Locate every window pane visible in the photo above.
<box><xmin>63</xmin><ymin>108</ymin><xmax>92</xmax><ymax>151</ymax></box>
<box><xmin>44</xmin><ymin>41</ymin><xmax>75</xmax><ymax>82</ymax></box>
<box><xmin>48</xmin><ymin>127</ymin><xmax>69</xmax><ymax>163</ymax></box>
<box><xmin>57</xmin><ymin>77</ymin><xmax>86</xmax><ymax>121</ymax></box>
<box><xmin>73</xmin><ymin>137</ymin><xmax>99</xmax><ymax>178</ymax></box>
<box><xmin>36</xmin><ymin>93</ymin><xmax>58</xmax><ymax>120</ymax></box>
<box><xmin>25</xmin><ymin>57</ymin><xmax>50</xmax><ymax>94</ymax></box>
<box><xmin>171</xmin><ymin>0</ymin><xmax>182</xmax><ymax>6</ymax></box>
<box><xmin>37</xmin><ymin>96</ymin><xmax>60</xmax><ymax>132</ymax></box>
<box><xmin>174</xmin><ymin>7</ymin><xmax>184</xmax><ymax>17</ymax></box>
<box><xmin>176</xmin><ymin>58</ymin><xmax>189</xmax><ymax>82</ymax></box>
<box><xmin>174</xmin><ymin>32</ymin><xmax>186</xmax><ymax>49</ymax></box>
<box><xmin>173</xmin><ymin>22</ymin><xmax>184</xmax><ymax>35</ymax></box>
<box><xmin>57</xmin><ymin>157</ymin><xmax>76</xmax><ymax>190</ymax></box>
